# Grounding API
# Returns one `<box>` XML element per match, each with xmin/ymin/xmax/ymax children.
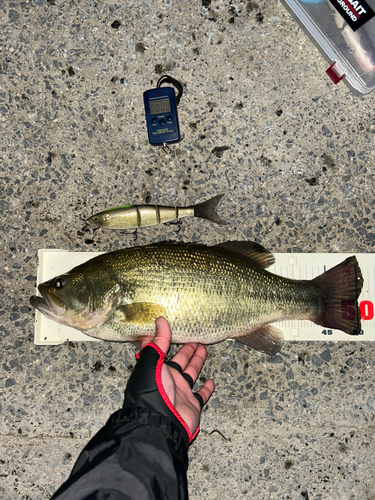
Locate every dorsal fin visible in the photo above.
<box><xmin>213</xmin><ymin>241</ymin><xmax>275</xmax><ymax>269</ymax></box>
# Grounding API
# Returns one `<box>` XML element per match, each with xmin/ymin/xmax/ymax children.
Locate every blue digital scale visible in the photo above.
<box><xmin>143</xmin><ymin>76</ymin><xmax>183</xmax><ymax>148</ymax></box>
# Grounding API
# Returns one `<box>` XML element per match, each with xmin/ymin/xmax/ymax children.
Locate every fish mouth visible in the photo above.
<box><xmin>30</xmin><ymin>289</ymin><xmax>66</xmax><ymax>318</ymax></box>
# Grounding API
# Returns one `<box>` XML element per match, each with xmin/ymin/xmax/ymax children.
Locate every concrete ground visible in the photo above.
<box><xmin>1</xmin><ymin>0</ymin><xmax>375</xmax><ymax>499</ymax></box>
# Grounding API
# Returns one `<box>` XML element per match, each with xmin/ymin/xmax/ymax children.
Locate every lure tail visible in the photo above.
<box><xmin>193</xmin><ymin>195</ymin><xmax>225</xmax><ymax>225</ymax></box>
<box><xmin>312</xmin><ymin>256</ymin><xmax>363</xmax><ymax>335</ymax></box>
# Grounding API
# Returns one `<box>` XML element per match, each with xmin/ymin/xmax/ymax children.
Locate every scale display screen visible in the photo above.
<box><xmin>149</xmin><ymin>98</ymin><xmax>171</xmax><ymax>115</ymax></box>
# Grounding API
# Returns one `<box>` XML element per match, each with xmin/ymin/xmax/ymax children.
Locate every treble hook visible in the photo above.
<box><xmin>119</xmin><ymin>228</ymin><xmax>138</xmax><ymax>241</ymax></box>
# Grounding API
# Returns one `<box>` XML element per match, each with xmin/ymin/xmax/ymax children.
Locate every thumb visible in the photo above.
<box><xmin>151</xmin><ymin>317</ymin><xmax>171</xmax><ymax>355</ymax></box>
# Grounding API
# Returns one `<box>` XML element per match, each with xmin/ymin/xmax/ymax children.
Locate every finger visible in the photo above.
<box><xmin>179</xmin><ymin>344</ymin><xmax>208</xmax><ymax>386</ymax></box>
<box><xmin>151</xmin><ymin>317</ymin><xmax>171</xmax><ymax>354</ymax></box>
<box><xmin>170</xmin><ymin>342</ymin><xmax>202</xmax><ymax>372</ymax></box>
<box><xmin>195</xmin><ymin>379</ymin><xmax>215</xmax><ymax>407</ymax></box>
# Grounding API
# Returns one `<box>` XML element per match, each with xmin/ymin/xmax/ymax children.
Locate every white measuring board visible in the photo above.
<box><xmin>33</xmin><ymin>249</ymin><xmax>375</xmax><ymax>345</ymax></box>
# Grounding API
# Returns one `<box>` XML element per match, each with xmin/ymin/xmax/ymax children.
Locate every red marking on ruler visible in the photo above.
<box><xmin>360</xmin><ymin>300</ymin><xmax>374</xmax><ymax>320</ymax></box>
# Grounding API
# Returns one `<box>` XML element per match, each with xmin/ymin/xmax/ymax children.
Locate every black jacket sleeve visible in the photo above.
<box><xmin>50</xmin><ymin>344</ymin><xmax>192</xmax><ymax>500</ymax></box>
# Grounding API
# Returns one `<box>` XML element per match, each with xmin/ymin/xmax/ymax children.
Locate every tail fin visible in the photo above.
<box><xmin>193</xmin><ymin>194</ymin><xmax>225</xmax><ymax>225</ymax></box>
<box><xmin>312</xmin><ymin>256</ymin><xmax>363</xmax><ymax>335</ymax></box>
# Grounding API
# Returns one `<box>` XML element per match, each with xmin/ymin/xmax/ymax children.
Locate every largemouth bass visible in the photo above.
<box><xmin>86</xmin><ymin>194</ymin><xmax>224</xmax><ymax>230</ymax></box>
<box><xmin>30</xmin><ymin>242</ymin><xmax>363</xmax><ymax>355</ymax></box>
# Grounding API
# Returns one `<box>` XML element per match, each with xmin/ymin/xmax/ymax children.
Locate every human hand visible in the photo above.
<box><xmin>140</xmin><ymin>317</ymin><xmax>215</xmax><ymax>435</ymax></box>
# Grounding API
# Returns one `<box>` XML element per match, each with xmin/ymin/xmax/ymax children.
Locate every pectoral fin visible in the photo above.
<box><xmin>118</xmin><ymin>303</ymin><xmax>167</xmax><ymax>326</ymax></box>
<box><xmin>235</xmin><ymin>325</ymin><xmax>284</xmax><ymax>355</ymax></box>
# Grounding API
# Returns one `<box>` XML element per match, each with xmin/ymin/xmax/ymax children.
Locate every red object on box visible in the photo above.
<box><xmin>326</xmin><ymin>63</ymin><xmax>345</xmax><ymax>84</ymax></box>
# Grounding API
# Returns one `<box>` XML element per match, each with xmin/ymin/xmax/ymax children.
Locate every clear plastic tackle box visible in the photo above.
<box><xmin>281</xmin><ymin>0</ymin><xmax>375</xmax><ymax>94</ymax></box>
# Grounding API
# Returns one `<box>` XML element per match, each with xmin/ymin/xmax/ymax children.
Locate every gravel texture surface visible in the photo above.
<box><xmin>1</xmin><ymin>0</ymin><xmax>375</xmax><ymax>499</ymax></box>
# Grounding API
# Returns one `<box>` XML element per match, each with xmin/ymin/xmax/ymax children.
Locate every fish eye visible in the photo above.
<box><xmin>53</xmin><ymin>277</ymin><xmax>66</xmax><ymax>289</ymax></box>
<box><xmin>92</xmin><ymin>216</ymin><xmax>99</xmax><ymax>222</ymax></box>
